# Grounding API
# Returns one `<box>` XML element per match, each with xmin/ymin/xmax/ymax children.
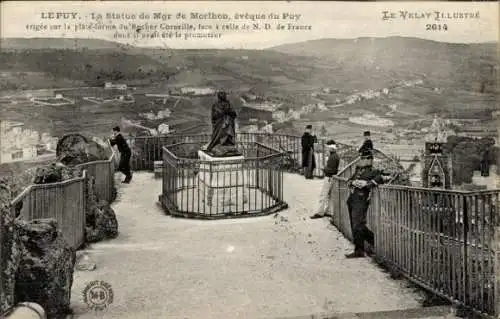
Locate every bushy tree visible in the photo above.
<box><xmin>445</xmin><ymin>136</ymin><xmax>497</xmax><ymax>185</ymax></box>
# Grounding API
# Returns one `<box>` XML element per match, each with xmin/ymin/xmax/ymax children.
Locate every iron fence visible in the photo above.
<box><xmin>76</xmin><ymin>152</ymin><xmax>116</xmax><ymax>203</ymax></box>
<box><xmin>1</xmin><ymin>151</ymin><xmax>116</xmax><ymax>251</ymax></box>
<box><xmin>10</xmin><ymin>171</ymin><xmax>87</xmax><ymax>250</ymax></box>
<box><xmin>0</xmin><ymin>150</ymin><xmax>117</xmax><ymax>317</ymax></box>
<box><xmin>129</xmin><ymin>133</ymin><xmax>360</xmax><ymax>178</ymax></box>
<box><xmin>337</xmin><ymin>149</ymin><xmax>404</xmax><ymax>182</ymax></box>
<box><xmin>329</xmin><ymin>176</ymin><xmax>500</xmax><ymax>317</ymax></box>
<box><xmin>160</xmin><ymin>141</ymin><xmax>288</xmax><ymax>219</ymax></box>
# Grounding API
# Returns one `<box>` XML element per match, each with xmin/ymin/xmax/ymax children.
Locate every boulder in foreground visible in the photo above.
<box><xmin>84</xmin><ymin>177</ymin><xmax>119</xmax><ymax>243</ymax></box>
<box><xmin>15</xmin><ymin>218</ymin><xmax>76</xmax><ymax>319</ymax></box>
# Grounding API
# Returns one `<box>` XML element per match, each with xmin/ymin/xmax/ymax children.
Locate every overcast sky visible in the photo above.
<box><xmin>2</xmin><ymin>1</ymin><xmax>498</xmax><ymax>49</ymax></box>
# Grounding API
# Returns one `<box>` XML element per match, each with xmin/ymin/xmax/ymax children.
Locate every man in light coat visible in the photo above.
<box><xmin>311</xmin><ymin>140</ymin><xmax>340</xmax><ymax>219</ymax></box>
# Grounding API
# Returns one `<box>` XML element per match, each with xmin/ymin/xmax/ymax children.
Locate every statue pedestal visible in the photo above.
<box><xmin>198</xmin><ymin>150</ymin><xmax>248</xmax><ymax>212</ymax></box>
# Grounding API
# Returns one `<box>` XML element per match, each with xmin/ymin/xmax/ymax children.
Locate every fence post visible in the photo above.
<box><xmin>373</xmin><ymin>187</ymin><xmax>381</xmax><ymax>257</ymax></box>
<box><xmin>463</xmin><ymin>195</ymin><xmax>469</xmax><ymax>305</ymax></box>
<box><xmin>256</xmin><ymin>147</ymin><xmax>260</xmax><ymax>189</ymax></box>
<box><xmin>320</xmin><ymin>140</ymin><xmax>325</xmax><ymax>178</ymax></box>
<box><xmin>337</xmin><ymin>179</ymin><xmax>342</xmax><ymax>227</ymax></box>
<box><xmin>494</xmin><ymin>197</ymin><xmax>500</xmax><ymax>317</ymax></box>
<box><xmin>83</xmin><ymin>172</ymin><xmax>88</xmax><ymax>235</ymax></box>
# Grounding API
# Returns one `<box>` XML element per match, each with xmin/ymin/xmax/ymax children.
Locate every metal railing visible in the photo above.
<box><xmin>129</xmin><ymin>133</ymin><xmax>360</xmax><ymax>178</ymax></box>
<box><xmin>1</xmin><ymin>149</ymin><xmax>117</xmax><ymax>317</ymax></box>
<box><xmin>3</xmin><ymin>152</ymin><xmax>116</xmax><ymax>250</ymax></box>
<box><xmin>160</xmin><ymin>141</ymin><xmax>288</xmax><ymax>219</ymax></box>
<box><xmin>337</xmin><ymin>150</ymin><xmax>405</xmax><ymax>184</ymax></box>
<box><xmin>329</xmin><ymin>176</ymin><xmax>500</xmax><ymax>317</ymax></box>
<box><xmin>76</xmin><ymin>152</ymin><xmax>116</xmax><ymax>203</ymax></box>
<box><xmin>10</xmin><ymin>171</ymin><xmax>87</xmax><ymax>249</ymax></box>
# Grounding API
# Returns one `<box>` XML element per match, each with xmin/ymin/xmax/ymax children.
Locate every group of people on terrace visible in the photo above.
<box><xmin>302</xmin><ymin>125</ymin><xmax>390</xmax><ymax>258</ymax></box>
<box><xmin>109</xmin><ymin>89</ymin><xmax>389</xmax><ymax>260</ymax></box>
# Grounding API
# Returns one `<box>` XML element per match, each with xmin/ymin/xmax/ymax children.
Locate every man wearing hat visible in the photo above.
<box><xmin>345</xmin><ymin>150</ymin><xmax>388</xmax><ymax>258</ymax></box>
<box><xmin>358</xmin><ymin>131</ymin><xmax>374</xmax><ymax>156</ymax></box>
<box><xmin>301</xmin><ymin>125</ymin><xmax>317</xmax><ymax>179</ymax></box>
<box><xmin>109</xmin><ymin>126</ymin><xmax>133</xmax><ymax>183</ymax></box>
<box><xmin>311</xmin><ymin>140</ymin><xmax>340</xmax><ymax>219</ymax></box>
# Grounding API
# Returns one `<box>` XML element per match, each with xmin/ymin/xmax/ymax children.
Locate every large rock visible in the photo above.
<box><xmin>32</xmin><ymin>163</ymin><xmax>82</xmax><ymax>185</ymax></box>
<box><xmin>9</xmin><ymin>163</ymin><xmax>82</xmax><ymax>199</ymax></box>
<box><xmin>14</xmin><ymin>218</ymin><xmax>76</xmax><ymax>318</ymax></box>
<box><xmin>56</xmin><ymin>133</ymin><xmax>112</xmax><ymax>165</ymax></box>
<box><xmin>84</xmin><ymin>178</ymin><xmax>119</xmax><ymax>243</ymax></box>
<box><xmin>0</xmin><ymin>177</ymin><xmax>22</xmax><ymax>316</ymax></box>
<box><xmin>85</xmin><ymin>200</ymin><xmax>119</xmax><ymax>243</ymax></box>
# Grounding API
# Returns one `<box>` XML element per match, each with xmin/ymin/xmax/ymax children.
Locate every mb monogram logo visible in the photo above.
<box><xmin>82</xmin><ymin>280</ymin><xmax>114</xmax><ymax>311</ymax></box>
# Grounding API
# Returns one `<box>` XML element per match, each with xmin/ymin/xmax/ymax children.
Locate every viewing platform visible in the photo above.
<box><xmin>2</xmin><ymin>133</ymin><xmax>498</xmax><ymax>319</ymax></box>
<box><xmin>69</xmin><ymin>172</ymin><xmax>456</xmax><ymax>319</ymax></box>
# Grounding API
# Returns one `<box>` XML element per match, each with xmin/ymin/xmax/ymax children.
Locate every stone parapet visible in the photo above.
<box><xmin>197</xmin><ymin>151</ymin><xmax>248</xmax><ymax>210</ymax></box>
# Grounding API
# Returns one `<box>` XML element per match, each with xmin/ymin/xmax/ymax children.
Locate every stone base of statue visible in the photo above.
<box><xmin>203</xmin><ymin>144</ymin><xmax>242</xmax><ymax>158</ymax></box>
<box><xmin>198</xmin><ymin>150</ymin><xmax>248</xmax><ymax>211</ymax></box>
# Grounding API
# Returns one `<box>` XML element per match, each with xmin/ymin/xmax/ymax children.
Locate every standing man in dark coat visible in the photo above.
<box><xmin>110</xmin><ymin>126</ymin><xmax>133</xmax><ymax>183</ymax></box>
<box><xmin>480</xmin><ymin>149</ymin><xmax>490</xmax><ymax>176</ymax></box>
<box><xmin>345</xmin><ymin>150</ymin><xmax>388</xmax><ymax>258</ymax></box>
<box><xmin>301</xmin><ymin>125</ymin><xmax>317</xmax><ymax>179</ymax></box>
<box><xmin>311</xmin><ymin>140</ymin><xmax>340</xmax><ymax>219</ymax></box>
<box><xmin>358</xmin><ymin>131</ymin><xmax>374</xmax><ymax>156</ymax></box>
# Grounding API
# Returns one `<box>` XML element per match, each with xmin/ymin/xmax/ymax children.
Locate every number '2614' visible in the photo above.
<box><xmin>426</xmin><ymin>24</ymin><xmax>448</xmax><ymax>31</ymax></box>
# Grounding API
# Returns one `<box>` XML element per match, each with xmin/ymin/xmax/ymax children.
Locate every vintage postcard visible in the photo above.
<box><xmin>0</xmin><ymin>1</ymin><xmax>499</xmax><ymax>319</ymax></box>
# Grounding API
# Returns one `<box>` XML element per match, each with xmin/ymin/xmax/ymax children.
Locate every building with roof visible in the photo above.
<box><xmin>0</xmin><ymin>120</ymin><xmax>38</xmax><ymax>163</ymax></box>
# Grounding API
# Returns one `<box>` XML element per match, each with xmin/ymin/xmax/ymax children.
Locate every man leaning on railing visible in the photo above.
<box><xmin>345</xmin><ymin>150</ymin><xmax>391</xmax><ymax>259</ymax></box>
<box><xmin>110</xmin><ymin>126</ymin><xmax>133</xmax><ymax>184</ymax></box>
<box><xmin>310</xmin><ymin>140</ymin><xmax>340</xmax><ymax>219</ymax></box>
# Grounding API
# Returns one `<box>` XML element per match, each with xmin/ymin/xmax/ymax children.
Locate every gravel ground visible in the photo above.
<box><xmin>70</xmin><ymin>172</ymin><xmax>427</xmax><ymax>319</ymax></box>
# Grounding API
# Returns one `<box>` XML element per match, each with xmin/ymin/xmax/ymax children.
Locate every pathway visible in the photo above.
<box><xmin>70</xmin><ymin>172</ymin><xmax>435</xmax><ymax>319</ymax></box>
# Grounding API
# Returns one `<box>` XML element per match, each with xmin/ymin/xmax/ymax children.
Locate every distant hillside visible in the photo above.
<box><xmin>1</xmin><ymin>37</ymin><xmax>498</xmax><ymax>116</ymax></box>
<box><xmin>0</xmin><ymin>38</ymin><xmax>326</xmax><ymax>92</ymax></box>
<box><xmin>0</xmin><ymin>48</ymin><xmax>175</xmax><ymax>88</ymax></box>
<box><xmin>270</xmin><ymin>37</ymin><xmax>499</xmax><ymax>94</ymax></box>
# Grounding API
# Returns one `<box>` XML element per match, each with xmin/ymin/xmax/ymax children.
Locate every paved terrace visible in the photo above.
<box><xmin>70</xmin><ymin>172</ymin><xmax>453</xmax><ymax>319</ymax></box>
